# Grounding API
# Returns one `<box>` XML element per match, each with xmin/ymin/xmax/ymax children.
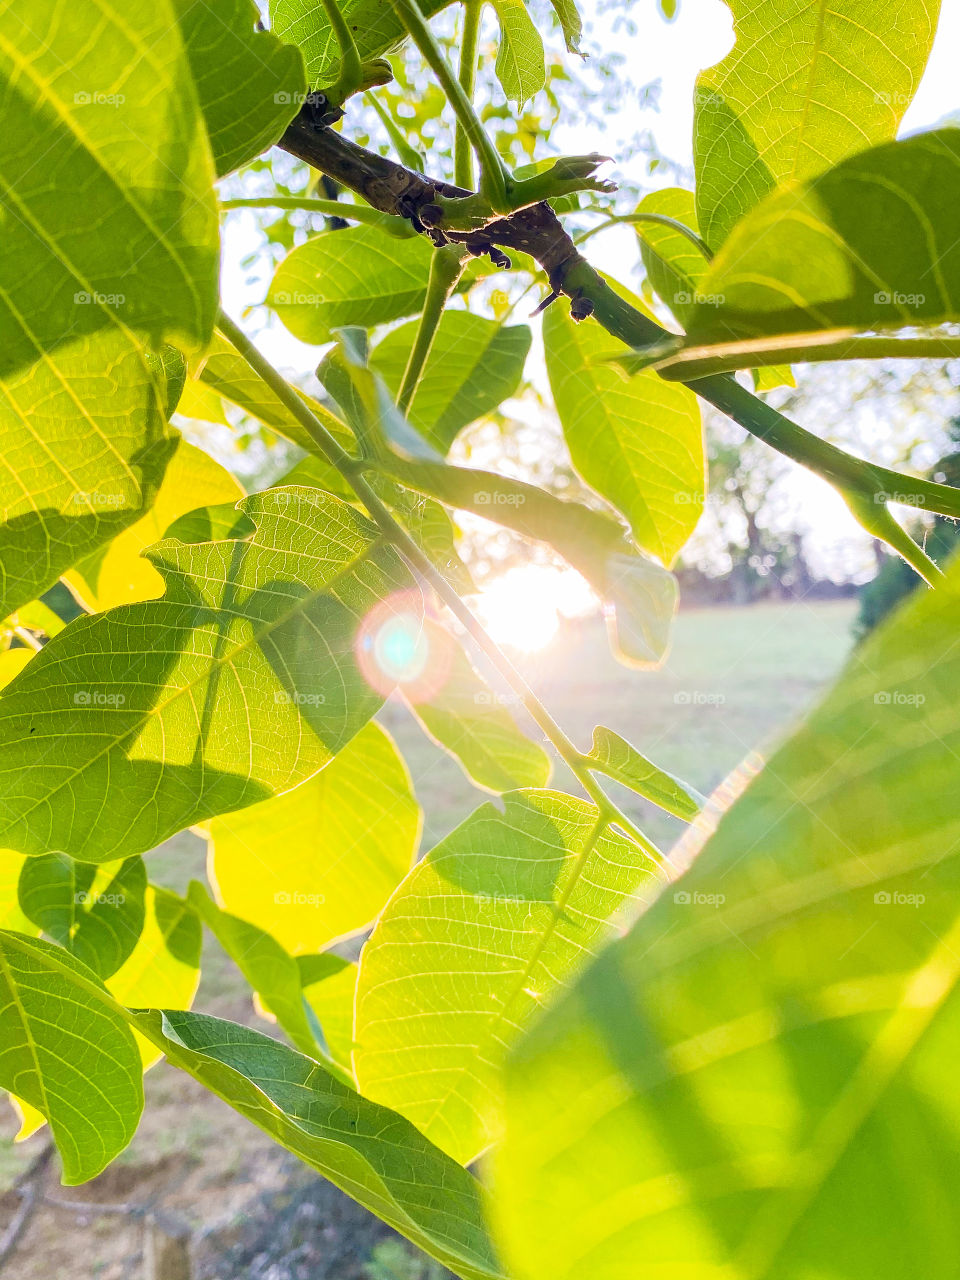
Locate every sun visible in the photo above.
<box><xmin>473</xmin><ymin>564</ymin><xmax>596</xmax><ymax>653</ymax></box>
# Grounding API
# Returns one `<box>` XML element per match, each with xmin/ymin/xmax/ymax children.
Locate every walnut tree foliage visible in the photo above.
<box><xmin>1</xmin><ymin>0</ymin><xmax>960</xmax><ymax>1275</ymax></box>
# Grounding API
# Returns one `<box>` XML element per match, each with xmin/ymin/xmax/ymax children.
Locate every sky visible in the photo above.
<box><xmin>215</xmin><ymin>1</ymin><xmax>960</xmax><ymax>599</ymax></box>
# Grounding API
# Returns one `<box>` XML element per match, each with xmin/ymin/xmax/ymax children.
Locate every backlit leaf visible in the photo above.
<box><xmin>694</xmin><ymin>0</ymin><xmax>940</xmax><ymax>247</ymax></box>
<box><xmin>136</xmin><ymin>1007</ymin><xmax>506</xmax><ymax>1280</ymax></box>
<box><xmin>269</xmin><ymin>226</ymin><xmax>435</xmax><ymax>344</ymax></box>
<box><xmin>208</xmin><ymin>722</ymin><xmax>420</xmax><ymax>953</ymax></box>
<box><xmin>543</xmin><ymin>290</ymin><xmax>704</xmax><ymax>567</ymax></box>
<box><xmin>0</xmin><ymin>931</ymin><xmax>142</xmax><ymax>1184</ymax></box>
<box><xmin>494</xmin><ymin>551</ymin><xmax>960</xmax><ymax>1280</ymax></box>
<box><xmin>355</xmin><ymin>790</ymin><xmax>663</xmax><ymax>1163</ymax></box>
<box><xmin>0</xmin><ymin>488</ymin><xmax>412</xmax><ymax>862</ymax></box>
<box><xmin>370</xmin><ymin>312</ymin><xmax>532</xmax><ymax>454</ymax></box>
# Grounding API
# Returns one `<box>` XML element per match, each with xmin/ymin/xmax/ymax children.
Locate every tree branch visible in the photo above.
<box><xmin>277</xmin><ymin>100</ymin><xmax>960</xmax><ymax>570</ymax></box>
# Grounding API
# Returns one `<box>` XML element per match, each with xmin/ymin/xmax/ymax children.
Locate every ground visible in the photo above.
<box><xmin>0</xmin><ymin>599</ymin><xmax>856</xmax><ymax>1279</ymax></box>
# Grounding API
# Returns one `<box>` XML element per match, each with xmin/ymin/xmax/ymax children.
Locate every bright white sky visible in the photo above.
<box><xmin>219</xmin><ymin>1</ymin><xmax>960</xmax><ymax>617</ymax></box>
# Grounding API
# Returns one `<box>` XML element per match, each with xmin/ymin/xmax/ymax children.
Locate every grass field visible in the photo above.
<box><xmin>0</xmin><ymin>598</ymin><xmax>858</xmax><ymax>1278</ymax></box>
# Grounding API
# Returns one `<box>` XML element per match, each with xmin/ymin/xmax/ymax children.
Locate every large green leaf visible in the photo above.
<box><xmin>65</xmin><ymin>438</ymin><xmax>244</xmax><ymax>611</ymax></box>
<box><xmin>0</xmin><ymin>931</ymin><xmax>143</xmax><ymax>1183</ymax></box>
<box><xmin>494</xmin><ymin>556</ymin><xmax>960</xmax><ymax>1280</ymax></box>
<box><xmin>491</xmin><ymin>0</ymin><xmax>546</xmax><ymax>105</ymax></box>
<box><xmin>269</xmin><ymin>226</ymin><xmax>436</xmax><ymax>344</ymax></box>
<box><xmin>0</xmin><ymin>0</ymin><xmax>218</xmax><ymax>614</ymax></box>
<box><xmin>411</xmin><ymin>642</ymin><xmax>551</xmax><ymax>792</ymax></box>
<box><xmin>694</xmin><ymin>0</ymin><xmax>941</xmax><ymax>247</ymax></box>
<box><xmin>0</xmin><ymin>487</ymin><xmax>411</xmax><ymax>862</ymax></box>
<box><xmin>543</xmin><ymin>292</ymin><xmax>704</xmax><ymax>567</ymax></box>
<box><xmin>0</xmin><ymin>0</ymin><xmax>217</xmax><ymax>373</ymax></box>
<box><xmin>687</xmin><ymin>129</ymin><xmax>960</xmax><ymax>348</ymax></box>
<box><xmin>174</xmin><ymin>0</ymin><xmax>306</xmax><ymax>176</ymax></box>
<box><xmin>370</xmin><ymin>312</ymin><xmax>532</xmax><ymax>454</ymax></box>
<box><xmin>272</xmin><ymin>0</ymin><xmax>452</xmax><ymax>86</ymax></box>
<box><xmin>136</xmin><ymin>1008</ymin><xmax>506</xmax><ymax>1280</ymax></box>
<box><xmin>208</xmin><ymin>722</ymin><xmax>420</xmax><ymax>954</ymax></box>
<box><xmin>354</xmin><ymin>790</ymin><xmax>663</xmax><ymax>1163</ymax></box>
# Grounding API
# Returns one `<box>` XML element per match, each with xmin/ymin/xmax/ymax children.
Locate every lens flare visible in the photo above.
<box><xmin>355</xmin><ymin>591</ymin><xmax>453</xmax><ymax>702</ymax></box>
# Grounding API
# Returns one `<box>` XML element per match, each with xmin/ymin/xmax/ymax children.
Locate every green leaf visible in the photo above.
<box><xmin>0</xmin><ymin>931</ymin><xmax>143</xmax><ymax>1184</ymax></box>
<box><xmin>0</xmin><ymin>0</ymin><xmax>218</xmax><ymax>373</ymax></box>
<box><xmin>0</xmin><ymin>339</ymin><xmax>178</xmax><ymax>617</ymax></box>
<box><xmin>65</xmin><ymin>439</ymin><xmax>244</xmax><ymax>611</ymax></box>
<box><xmin>299</xmin><ymin>953</ymin><xmax>359</xmax><ymax>1070</ymax></box>
<box><xmin>543</xmin><ymin>289</ymin><xmax>704</xmax><ymax>566</ymax></box>
<box><xmin>186</xmin><ymin>882</ymin><xmax>322</xmax><ymax>1059</ymax></box>
<box><xmin>354</xmin><ymin>790</ymin><xmax>663</xmax><ymax>1163</ymax></box>
<box><xmin>0</xmin><ymin>487</ymin><xmax>411</xmax><ymax>862</ymax></box>
<box><xmin>208</xmin><ymin>722</ymin><xmax>420</xmax><ymax>953</ymax></box>
<box><xmin>370</xmin><ymin>312</ymin><xmax>532</xmax><ymax>454</ymax></box>
<box><xmin>136</xmin><ymin>1008</ymin><xmax>506</xmax><ymax>1280</ymax></box>
<box><xmin>410</xmin><ymin>643</ymin><xmax>551</xmax><ymax>792</ymax></box>
<box><xmin>491</xmin><ymin>0</ymin><xmax>546</xmax><ymax>105</ymax></box>
<box><xmin>269</xmin><ymin>226</ymin><xmax>436</xmax><ymax>343</ymax></box>
<box><xmin>18</xmin><ymin>855</ymin><xmax>147</xmax><ymax>980</ymax></box>
<box><xmin>162</xmin><ymin>500</ymin><xmax>256</xmax><ymax>546</ymax></box>
<box><xmin>174</xmin><ymin>0</ymin><xmax>306</xmax><ymax>176</ymax></box>
<box><xmin>604</xmin><ymin>551</ymin><xmax>679</xmax><ymax>668</ymax></box>
<box><xmin>546</xmin><ymin>0</ymin><xmax>582</xmax><ymax>53</ymax></box>
<box><xmin>272</xmin><ymin>0</ymin><xmax>452</xmax><ymax>87</ymax></box>
<box><xmin>687</xmin><ymin>129</ymin><xmax>960</xmax><ymax>348</ymax></box>
<box><xmin>586</xmin><ymin>726</ymin><xmax>704</xmax><ymax>820</ymax></box>
<box><xmin>694</xmin><ymin>0</ymin><xmax>941</xmax><ymax>247</ymax></box>
<box><xmin>0</xmin><ymin>0</ymin><xmax>219</xmax><ymax>614</ymax></box>
<box><xmin>494</xmin><ymin>553</ymin><xmax>960</xmax><ymax>1280</ymax></box>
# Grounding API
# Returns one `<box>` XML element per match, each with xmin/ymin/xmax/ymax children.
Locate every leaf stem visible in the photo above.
<box><xmin>317</xmin><ymin>0</ymin><xmax>364</xmax><ymax>102</ymax></box>
<box><xmin>219</xmin><ymin>197</ymin><xmax>410</xmax><ymax>234</ymax></box>
<box><xmin>216</xmin><ymin>308</ymin><xmax>667</xmax><ymax>868</ymax></box>
<box><xmin>455</xmin><ymin>0</ymin><xmax>483</xmax><ymax>189</ymax></box>
<box><xmin>577</xmin><ymin>210</ymin><xmax>714</xmax><ymax>261</ymax></box>
<box><xmin>396</xmin><ymin>245</ymin><xmax>465</xmax><ymax>415</ymax></box>
<box><xmin>392</xmin><ymin>0</ymin><xmax>511</xmax><ymax>208</ymax></box>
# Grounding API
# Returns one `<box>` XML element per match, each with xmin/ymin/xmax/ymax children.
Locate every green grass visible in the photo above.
<box><xmin>381</xmin><ymin>598</ymin><xmax>858</xmax><ymax>852</ymax></box>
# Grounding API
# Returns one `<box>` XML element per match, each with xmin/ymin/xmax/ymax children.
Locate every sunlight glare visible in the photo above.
<box><xmin>473</xmin><ymin>565</ymin><xmax>596</xmax><ymax>653</ymax></box>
